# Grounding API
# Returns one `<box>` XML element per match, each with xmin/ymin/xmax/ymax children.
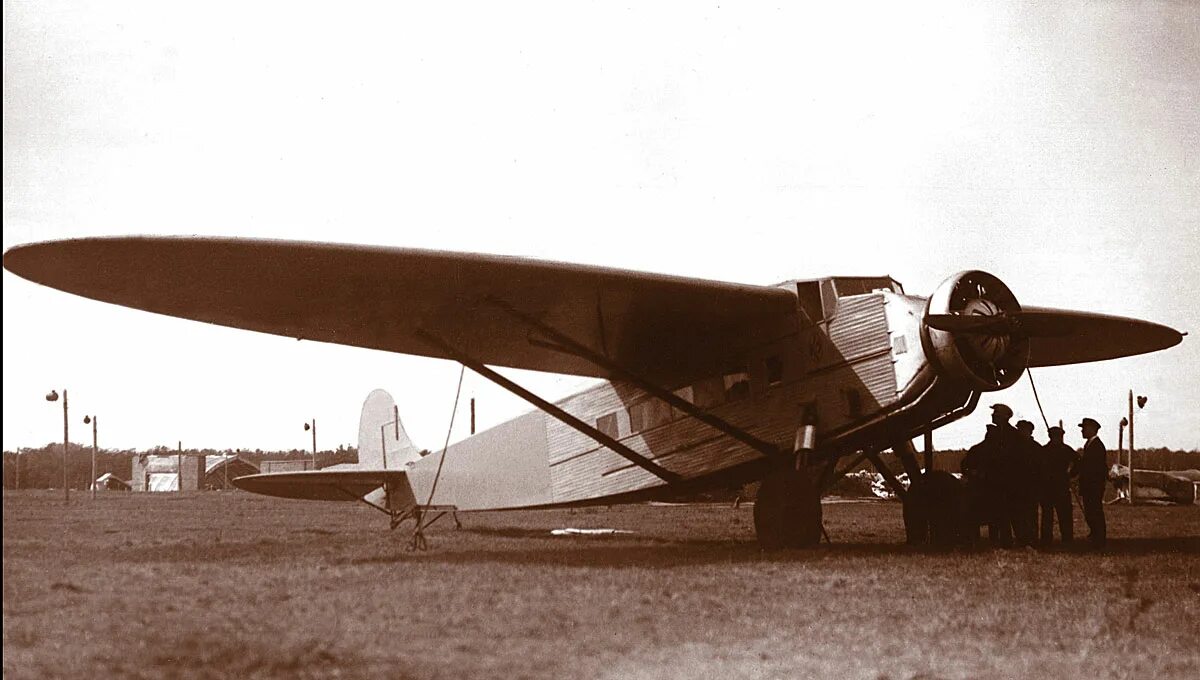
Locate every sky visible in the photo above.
<box><xmin>3</xmin><ymin>2</ymin><xmax>1198</xmax><ymax>455</ymax></box>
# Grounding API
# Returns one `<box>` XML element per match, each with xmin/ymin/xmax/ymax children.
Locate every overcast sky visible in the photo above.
<box><xmin>4</xmin><ymin>2</ymin><xmax>1198</xmax><ymax>455</ymax></box>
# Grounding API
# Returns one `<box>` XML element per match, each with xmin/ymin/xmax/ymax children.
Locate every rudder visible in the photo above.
<box><xmin>357</xmin><ymin>389</ymin><xmax>422</xmax><ymax>470</ymax></box>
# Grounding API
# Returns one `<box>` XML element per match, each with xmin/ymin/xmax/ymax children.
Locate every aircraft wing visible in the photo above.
<box><xmin>3</xmin><ymin>237</ymin><xmax>797</xmax><ymax>383</ymax></box>
<box><xmin>232</xmin><ymin>470</ymin><xmax>410</xmax><ymax>501</ymax></box>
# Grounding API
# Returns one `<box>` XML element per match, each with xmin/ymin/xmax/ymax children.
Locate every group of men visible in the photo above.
<box><xmin>960</xmin><ymin>403</ymin><xmax>1109</xmax><ymax>550</ymax></box>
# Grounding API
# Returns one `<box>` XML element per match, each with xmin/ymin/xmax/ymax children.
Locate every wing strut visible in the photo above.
<box><xmin>484</xmin><ymin>297</ymin><xmax>786</xmax><ymax>462</ymax></box>
<box><xmin>415</xmin><ymin>329</ymin><xmax>683</xmax><ymax>485</ymax></box>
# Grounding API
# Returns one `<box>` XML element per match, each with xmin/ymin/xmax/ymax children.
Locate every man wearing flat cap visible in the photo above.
<box><xmin>988</xmin><ymin>403</ymin><xmax>1020</xmax><ymax>547</ymax></box>
<box><xmin>1074</xmin><ymin>417</ymin><xmax>1107</xmax><ymax>549</ymax></box>
<box><xmin>1038</xmin><ymin>426</ymin><xmax>1075</xmax><ymax>545</ymax></box>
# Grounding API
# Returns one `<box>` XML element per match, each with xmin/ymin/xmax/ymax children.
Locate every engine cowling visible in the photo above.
<box><xmin>921</xmin><ymin>271</ymin><xmax>1029</xmax><ymax>391</ymax></box>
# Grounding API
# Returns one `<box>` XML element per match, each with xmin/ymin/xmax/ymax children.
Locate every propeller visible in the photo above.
<box><xmin>928</xmin><ymin>306</ymin><xmax>1182</xmax><ymax>367</ymax></box>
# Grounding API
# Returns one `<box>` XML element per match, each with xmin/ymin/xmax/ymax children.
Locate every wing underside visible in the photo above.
<box><xmin>3</xmin><ymin>237</ymin><xmax>798</xmax><ymax>384</ymax></box>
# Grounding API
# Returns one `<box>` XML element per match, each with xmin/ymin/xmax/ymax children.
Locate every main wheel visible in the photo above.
<box><xmin>754</xmin><ymin>463</ymin><xmax>823</xmax><ymax>549</ymax></box>
<box><xmin>905</xmin><ymin>470</ymin><xmax>967</xmax><ymax>547</ymax></box>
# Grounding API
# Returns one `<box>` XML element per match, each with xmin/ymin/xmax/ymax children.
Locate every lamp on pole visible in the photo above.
<box><xmin>84</xmin><ymin>415</ymin><xmax>98</xmax><ymax>499</ymax></box>
<box><xmin>304</xmin><ymin>420</ymin><xmax>317</xmax><ymax>470</ymax></box>
<box><xmin>1128</xmin><ymin>392</ymin><xmax>1148</xmax><ymax>504</ymax></box>
<box><xmin>45</xmin><ymin>389</ymin><xmax>68</xmax><ymax>502</ymax></box>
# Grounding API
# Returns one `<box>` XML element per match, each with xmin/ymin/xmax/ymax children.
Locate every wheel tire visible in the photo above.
<box><xmin>754</xmin><ymin>463</ymin><xmax>823</xmax><ymax>550</ymax></box>
<box><xmin>902</xmin><ymin>486</ymin><xmax>930</xmax><ymax>546</ymax></box>
<box><xmin>906</xmin><ymin>470</ymin><xmax>967</xmax><ymax>547</ymax></box>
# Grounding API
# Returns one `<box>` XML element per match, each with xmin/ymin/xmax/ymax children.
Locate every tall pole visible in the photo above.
<box><xmin>90</xmin><ymin>416</ymin><xmax>98</xmax><ymax>499</ymax></box>
<box><xmin>470</xmin><ymin>398</ymin><xmax>476</xmax><ymax>435</ymax></box>
<box><xmin>1128</xmin><ymin>390</ymin><xmax>1135</xmax><ymax>504</ymax></box>
<box><xmin>178</xmin><ymin>440</ymin><xmax>183</xmax><ymax>494</ymax></box>
<box><xmin>311</xmin><ymin>419</ymin><xmax>317</xmax><ymax>470</ymax></box>
<box><xmin>63</xmin><ymin>390</ymin><xmax>70</xmax><ymax>503</ymax></box>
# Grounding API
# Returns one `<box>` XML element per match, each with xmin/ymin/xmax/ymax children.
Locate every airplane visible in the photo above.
<box><xmin>2</xmin><ymin>237</ymin><xmax>1184</xmax><ymax>548</ymax></box>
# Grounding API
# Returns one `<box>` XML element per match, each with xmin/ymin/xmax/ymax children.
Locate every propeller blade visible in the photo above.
<box><xmin>1016</xmin><ymin>307</ymin><xmax>1182</xmax><ymax>367</ymax></box>
<box><xmin>925</xmin><ymin>314</ymin><xmax>1012</xmax><ymax>334</ymax></box>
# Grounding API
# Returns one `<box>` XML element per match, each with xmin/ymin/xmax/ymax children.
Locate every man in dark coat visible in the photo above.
<box><xmin>986</xmin><ymin>404</ymin><xmax>1020</xmax><ymax>546</ymax></box>
<box><xmin>962</xmin><ymin>424</ymin><xmax>1000</xmax><ymax>545</ymax></box>
<box><xmin>1012</xmin><ymin>420</ymin><xmax>1041</xmax><ymax>547</ymax></box>
<box><xmin>1037</xmin><ymin>426</ymin><xmax>1075</xmax><ymax>545</ymax></box>
<box><xmin>1074</xmin><ymin>417</ymin><xmax>1108</xmax><ymax>550</ymax></box>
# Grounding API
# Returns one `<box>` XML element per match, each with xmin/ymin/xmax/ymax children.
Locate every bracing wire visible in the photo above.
<box><xmin>408</xmin><ymin>364</ymin><xmax>466</xmax><ymax>551</ymax></box>
<box><xmin>1027</xmin><ymin>367</ymin><xmax>1051</xmax><ymax>432</ymax></box>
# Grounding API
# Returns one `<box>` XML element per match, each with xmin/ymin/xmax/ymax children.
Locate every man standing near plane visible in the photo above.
<box><xmin>1013</xmin><ymin>420</ymin><xmax>1040</xmax><ymax>547</ymax></box>
<box><xmin>962</xmin><ymin>424</ymin><xmax>1000</xmax><ymax>545</ymax></box>
<box><xmin>1074</xmin><ymin>417</ymin><xmax>1108</xmax><ymax>550</ymax></box>
<box><xmin>1038</xmin><ymin>426</ymin><xmax>1075</xmax><ymax>546</ymax></box>
<box><xmin>988</xmin><ymin>403</ymin><xmax>1019</xmax><ymax>547</ymax></box>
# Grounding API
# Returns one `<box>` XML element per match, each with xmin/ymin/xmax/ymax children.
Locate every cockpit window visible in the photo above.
<box><xmin>833</xmin><ymin>277</ymin><xmax>898</xmax><ymax>297</ymax></box>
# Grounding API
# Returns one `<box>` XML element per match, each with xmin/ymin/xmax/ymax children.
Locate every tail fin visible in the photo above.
<box><xmin>356</xmin><ymin>389</ymin><xmax>422</xmax><ymax>470</ymax></box>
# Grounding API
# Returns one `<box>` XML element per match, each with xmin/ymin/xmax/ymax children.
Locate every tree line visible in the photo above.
<box><xmin>3</xmin><ymin>442</ymin><xmax>1193</xmax><ymax>491</ymax></box>
<box><xmin>1</xmin><ymin>443</ymin><xmax>360</xmax><ymax>490</ymax></box>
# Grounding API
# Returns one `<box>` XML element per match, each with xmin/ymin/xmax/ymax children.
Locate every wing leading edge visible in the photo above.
<box><xmin>3</xmin><ymin>237</ymin><xmax>798</xmax><ymax>384</ymax></box>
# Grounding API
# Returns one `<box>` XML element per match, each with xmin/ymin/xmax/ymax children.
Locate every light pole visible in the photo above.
<box><xmin>304</xmin><ymin>420</ymin><xmax>317</xmax><ymax>470</ymax></box>
<box><xmin>1128</xmin><ymin>392</ymin><xmax>1147</xmax><ymax>504</ymax></box>
<box><xmin>84</xmin><ymin>415</ymin><xmax>98</xmax><ymax>499</ymax></box>
<box><xmin>45</xmin><ymin>390</ymin><xmax>68</xmax><ymax>502</ymax></box>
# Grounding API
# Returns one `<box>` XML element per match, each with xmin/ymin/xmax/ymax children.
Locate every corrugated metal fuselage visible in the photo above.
<box><xmin>406</xmin><ymin>289</ymin><xmax>948</xmax><ymax>511</ymax></box>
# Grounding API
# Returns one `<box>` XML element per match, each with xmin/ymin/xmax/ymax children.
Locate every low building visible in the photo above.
<box><xmin>92</xmin><ymin>472</ymin><xmax>131</xmax><ymax>491</ymax></box>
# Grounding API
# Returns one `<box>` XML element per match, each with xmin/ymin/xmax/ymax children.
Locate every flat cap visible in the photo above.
<box><xmin>991</xmin><ymin>403</ymin><xmax>1013</xmax><ymax>418</ymax></box>
<box><xmin>1078</xmin><ymin>417</ymin><xmax>1101</xmax><ymax>429</ymax></box>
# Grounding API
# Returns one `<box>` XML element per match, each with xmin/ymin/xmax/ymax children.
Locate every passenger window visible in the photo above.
<box><xmin>842</xmin><ymin>388</ymin><xmax>863</xmax><ymax>419</ymax></box>
<box><xmin>723</xmin><ymin>367</ymin><xmax>750</xmax><ymax>401</ymax></box>
<box><xmin>693</xmin><ymin>377</ymin><xmax>724</xmax><ymax>408</ymax></box>
<box><xmin>596</xmin><ymin>413</ymin><xmax>619</xmax><ymax>439</ymax></box>
<box><xmin>765</xmin><ymin>355</ymin><xmax>783</xmax><ymax>387</ymax></box>
<box><xmin>629</xmin><ymin>399</ymin><xmax>672</xmax><ymax>433</ymax></box>
<box><xmin>672</xmin><ymin>386</ymin><xmax>695</xmax><ymax>419</ymax></box>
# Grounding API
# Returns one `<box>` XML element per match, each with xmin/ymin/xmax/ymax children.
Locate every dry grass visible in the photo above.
<box><xmin>3</xmin><ymin>491</ymin><xmax>1198</xmax><ymax>679</ymax></box>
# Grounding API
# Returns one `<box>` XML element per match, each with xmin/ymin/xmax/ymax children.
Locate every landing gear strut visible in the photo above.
<box><xmin>753</xmin><ymin>461</ymin><xmax>823</xmax><ymax>549</ymax></box>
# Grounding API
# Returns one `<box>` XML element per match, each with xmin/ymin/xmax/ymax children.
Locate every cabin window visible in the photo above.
<box><xmin>693</xmin><ymin>377</ymin><xmax>724</xmax><ymax>408</ymax></box>
<box><xmin>671</xmin><ymin>386</ymin><xmax>694</xmax><ymax>419</ymax></box>
<box><xmin>842</xmin><ymin>388</ymin><xmax>863</xmax><ymax>419</ymax></box>
<box><xmin>596</xmin><ymin>412</ymin><xmax>619</xmax><ymax>439</ymax></box>
<box><xmin>629</xmin><ymin>398</ymin><xmax>672</xmax><ymax>433</ymax></box>
<box><xmin>723</xmin><ymin>367</ymin><xmax>750</xmax><ymax>401</ymax></box>
<box><xmin>834</xmin><ymin>277</ymin><xmax>895</xmax><ymax>297</ymax></box>
<box><xmin>765</xmin><ymin>355</ymin><xmax>784</xmax><ymax>387</ymax></box>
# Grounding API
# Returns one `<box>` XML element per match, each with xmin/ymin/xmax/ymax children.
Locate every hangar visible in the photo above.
<box><xmin>130</xmin><ymin>454</ymin><xmax>259</xmax><ymax>492</ymax></box>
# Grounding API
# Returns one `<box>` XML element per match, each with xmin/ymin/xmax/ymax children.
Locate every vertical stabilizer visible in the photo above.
<box><xmin>356</xmin><ymin>389</ymin><xmax>422</xmax><ymax>470</ymax></box>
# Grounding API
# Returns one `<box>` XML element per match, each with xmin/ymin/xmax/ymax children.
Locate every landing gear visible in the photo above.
<box><xmin>903</xmin><ymin>471</ymin><xmax>968</xmax><ymax>547</ymax></box>
<box><xmin>754</xmin><ymin>462</ymin><xmax>823</xmax><ymax>549</ymax></box>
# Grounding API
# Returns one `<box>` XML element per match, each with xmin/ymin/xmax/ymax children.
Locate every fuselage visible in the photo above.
<box><xmin>404</xmin><ymin>276</ymin><xmax>973</xmax><ymax>511</ymax></box>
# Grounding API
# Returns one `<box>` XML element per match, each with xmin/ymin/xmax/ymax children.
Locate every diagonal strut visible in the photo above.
<box><xmin>416</xmin><ymin>329</ymin><xmax>683</xmax><ymax>485</ymax></box>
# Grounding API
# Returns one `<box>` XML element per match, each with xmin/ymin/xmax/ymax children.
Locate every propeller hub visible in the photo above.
<box><xmin>921</xmin><ymin>271</ymin><xmax>1029</xmax><ymax>391</ymax></box>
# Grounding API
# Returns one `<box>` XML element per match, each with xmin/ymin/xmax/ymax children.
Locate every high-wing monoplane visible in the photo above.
<box><xmin>3</xmin><ymin>238</ymin><xmax>1183</xmax><ymax>547</ymax></box>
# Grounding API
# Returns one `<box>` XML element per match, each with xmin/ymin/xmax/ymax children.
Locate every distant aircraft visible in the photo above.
<box><xmin>3</xmin><ymin>238</ymin><xmax>1184</xmax><ymax>547</ymax></box>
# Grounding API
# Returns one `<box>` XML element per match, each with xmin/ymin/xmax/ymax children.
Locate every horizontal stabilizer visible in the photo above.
<box><xmin>233</xmin><ymin>470</ymin><xmax>413</xmax><ymax>504</ymax></box>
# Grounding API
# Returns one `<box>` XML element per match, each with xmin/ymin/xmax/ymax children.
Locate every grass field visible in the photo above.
<box><xmin>3</xmin><ymin>491</ymin><xmax>1198</xmax><ymax>679</ymax></box>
